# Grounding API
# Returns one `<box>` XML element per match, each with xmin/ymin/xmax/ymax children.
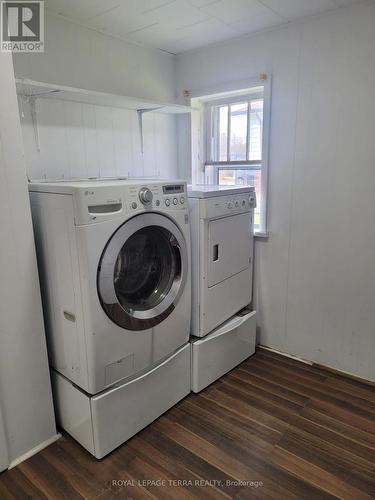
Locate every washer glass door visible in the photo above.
<box><xmin>98</xmin><ymin>213</ymin><xmax>187</xmax><ymax>331</ymax></box>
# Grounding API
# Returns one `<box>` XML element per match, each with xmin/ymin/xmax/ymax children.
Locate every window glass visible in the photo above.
<box><xmin>114</xmin><ymin>226</ymin><xmax>180</xmax><ymax>311</ymax></box>
<box><xmin>218</xmin><ymin>105</ymin><xmax>228</xmax><ymax>161</ymax></box>
<box><xmin>229</xmin><ymin>102</ymin><xmax>248</xmax><ymax>161</ymax></box>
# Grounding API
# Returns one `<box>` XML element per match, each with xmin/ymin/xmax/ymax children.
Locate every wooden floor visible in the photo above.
<box><xmin>1</xmin><ymin>348</ymin><xmax>375</xmax><ymax>499</ymax></box>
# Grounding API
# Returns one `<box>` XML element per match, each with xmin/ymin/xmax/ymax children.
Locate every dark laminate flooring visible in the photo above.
<box><xmin>1</xmin><ymin>348</ymin><xmax>375</xmax><ymax>499</ymax></box>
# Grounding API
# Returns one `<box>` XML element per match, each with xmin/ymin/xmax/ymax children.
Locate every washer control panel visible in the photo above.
<box><xmin>162</xmin><ymin>184</ymin><xmax>186</xmax><ymax>209</ymax></box>
<box><xmin>127</xmin><ymin>182</ymin><xmax>187</xmax><ymax>212</ymax></box>
<box><xmin>74</xmin><ymin>180</ymin><xmax>187</xmax><ymax>224</ymax></box>
<box><xmin>199</xmin><ymin>191</ymin><xmax>256</xmax><ymax>219</ymax></box>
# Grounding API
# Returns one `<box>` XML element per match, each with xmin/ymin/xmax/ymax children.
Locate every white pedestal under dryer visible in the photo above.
<box><xmin>29</xmin><ymin>179</ymin><xmax>191</xmax><ymax>458</ymax></box>
<box><xmin>188</xmin><ymin>185</ymin><xmax>257</xmax><ymax>392</ymax></box>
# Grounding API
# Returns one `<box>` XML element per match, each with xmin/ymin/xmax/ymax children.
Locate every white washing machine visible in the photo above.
<box><xmin>188</xmin><ymin>185</ymin><xmax>257</xmax><ymax>392</ymax></box>
<box><xmin>29</xmin><ymin>179</ymin><xmax>191</xmax><ymax>458</ymax></box>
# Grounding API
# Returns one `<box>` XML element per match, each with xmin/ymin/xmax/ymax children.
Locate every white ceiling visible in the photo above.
<box><xmin>46</xmin><ymin>0</ymin><xmax>366</xmax><ymax>54</ymax></box>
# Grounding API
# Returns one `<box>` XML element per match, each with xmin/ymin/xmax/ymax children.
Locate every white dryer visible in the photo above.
<box><xmin>29</xmin><ymin>179</ymin><xmax>191</xmax><ymax>458</ymax></box>
<box><xmin>188</xmin><ymin>185</ymin><xmax>257</xmax><ymax>392</ymax></box>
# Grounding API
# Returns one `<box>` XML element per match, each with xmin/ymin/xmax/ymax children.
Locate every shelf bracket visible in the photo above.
<box><xmin>23</xmin><ymin>89</ymin><xmax>60</xmax><ymax>98</ymax></box>
<box><xmin>29</xmin><ymin>96</ymin><xmax>41</xmax><ymax>153</ymax></box>
<box><xmin>137</xmin><ymin>107</ymin><xmax>163</xmax><ymax>154</ymax></box>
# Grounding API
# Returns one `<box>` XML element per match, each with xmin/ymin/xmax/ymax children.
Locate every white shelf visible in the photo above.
<box><xmin>16</xmin><ymin>78</ymin><xmax>194</xmax><ymax>114</ymax></box>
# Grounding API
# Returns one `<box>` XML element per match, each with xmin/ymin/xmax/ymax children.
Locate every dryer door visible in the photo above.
<box><xmin>98</xmin><ymin>213</ymin><xmax>188</xmax><ymax>331</ymax></box>
<box><xmin>207</xmin><ymin>212</ymin><xmax>251</xmax><ymax>288</ymax></box>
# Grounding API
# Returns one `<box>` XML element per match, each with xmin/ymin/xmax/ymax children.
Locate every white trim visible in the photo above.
<box><xmin>259</xmin><ymin>344</ymin><xmax>375</xmax><ymax>384</ymax></box>
<box><xmin>205</xmin><ymin>103</ymin><xmax>213</xmax><ymax>169</ymax></box>
<box><xmin>8</xmin><ymin>433</ymin><xmax>61</xmax><ymax>469</ymax></box>
<box><xmin>255</xmin><ymin>231</ymin><xmax>269</xmax><ymax>239</ymax></box>
<box><xmin>203</xmin><ymin>91</ymin><xmax>264</xmax><ymax>107</ymax></box>
<box><xmin>0</xmin><ymin>405</ymin><xmax>9</xmax><ymax>472</ymax></box>
<box><xmin>186</xmin><ymin>75</ymin><xmax>266</xmax><ymax>100</ymax></box>
<box><xmin>260</xmin><ymin>74</ymin><xmax>272</xmax><ymax>234</ymax></box>
<box><xmin>259</xmin><ymin>346</ymin><xmax>313</xmax><ymax>365</ymax></box>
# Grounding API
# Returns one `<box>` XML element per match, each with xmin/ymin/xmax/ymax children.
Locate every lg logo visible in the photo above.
<box><xmin>1</xmin><ymin>1</ymin><xmax>44</xmax><ymax>52</ymax></box>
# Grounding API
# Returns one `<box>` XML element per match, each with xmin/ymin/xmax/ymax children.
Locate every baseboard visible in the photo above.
<box><xmin>258</xmin><ymin>345</ymin><xmax>313</xmax><ymax>365</ymax></box>
<box><xmin>8</xmin><ymin>433</ymin><xmax>61</xmax><ymax>469</ymax></box>
<box><xmin>312</xmin><ymin>362</ymin><xmax>375</xmax><ymax>387</ymax></box>
<box><xmin>258</xmin><ymin>345</ymin><xmax>375</xmax><ymax>387</ymax></box>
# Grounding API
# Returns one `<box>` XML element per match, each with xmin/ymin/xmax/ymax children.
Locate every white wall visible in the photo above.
<box><xmin>176</xmin><ymin>1</ymin><xmax>375</xmax><ymax>382</ymax></box>
<box><xmin>0</xmin><ymin>52</ymin><xmax>57</xmax><ymax>465</ymax></box>
<box><xmin>19</xmin><ymin>98</ymin><xmax>177</xmax><ymax>181</ymax></box>
<box><xmin>13</xmin><ymin>11</ymin><xmax>176</xmax><ymax>101</ymax></box>
<box><xmin>13</xmin><ymin>11</ymin><xmax>178</xmax><ymax>181</ymax></box>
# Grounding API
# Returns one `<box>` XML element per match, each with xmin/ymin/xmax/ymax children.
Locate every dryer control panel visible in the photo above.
<box><xmin>199</xmin><ymin>191</ymin><xmax>256</xmax><ymax>220</ymax></box>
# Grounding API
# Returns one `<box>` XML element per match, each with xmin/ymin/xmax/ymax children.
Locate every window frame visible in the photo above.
<box><xmin>204</xmin><ymin>91</ymin><xmax>264</xmax><ymax>166</ymax></box>
<box><xmin>189</xmin><ymin>76</ymin><xmax>271</xmax><ymax>236</ymax></box>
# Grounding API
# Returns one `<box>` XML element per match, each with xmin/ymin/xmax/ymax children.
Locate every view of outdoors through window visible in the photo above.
<box><xmin>229</xmin><ymin>103</ymin><xmax>247</xmax><ymax>161</ymax></box>
<box><xmin>211</xmin><ymin>98</ymin><xmax>264</xmax><ymax>228</ymax></box>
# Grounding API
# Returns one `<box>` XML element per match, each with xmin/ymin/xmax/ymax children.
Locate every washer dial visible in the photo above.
<box><xmin>138</xmin><ymin>187</ymin><xmax>153</xmax><ymax>204</ymax></box>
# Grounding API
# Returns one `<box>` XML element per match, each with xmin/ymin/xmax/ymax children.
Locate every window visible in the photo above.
<box><xmin>202</xmin><ymin>83</ymin><xmax>270</xmax><ymax>234</ymax></box>
<box><xmin>209</xmin><ymin>98</ymin><xmax>263</xmax><ymax>163</ymax></box>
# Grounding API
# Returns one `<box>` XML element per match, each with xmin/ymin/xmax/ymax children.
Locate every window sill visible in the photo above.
<box><xmin>254</xmin><ymin>231</ymin><xmax>269</xmax><ymax>239</ymax></box>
